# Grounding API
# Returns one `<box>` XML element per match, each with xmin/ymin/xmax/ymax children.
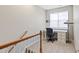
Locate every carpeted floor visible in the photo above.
<box><xmin>27</xmin><ymin>40</ymin><xmax>75</xmax><ymax>53</ymax></box>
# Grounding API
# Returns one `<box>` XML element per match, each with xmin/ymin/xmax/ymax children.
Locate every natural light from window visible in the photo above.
<box><xmin>50</xmin><ymin>11</ymin><xmax>68</xmax><ymax>32</ymax></box>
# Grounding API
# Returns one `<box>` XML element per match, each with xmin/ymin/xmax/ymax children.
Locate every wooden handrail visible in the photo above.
<box><xmin>0</xmin><ymin>33</ymin><xmax>40</xmax><ymax>49</ymax></box>
<box><xmin>8</xmin><ymin>30</ymin><xmax>27</xmax><ymax>53</ymax></box>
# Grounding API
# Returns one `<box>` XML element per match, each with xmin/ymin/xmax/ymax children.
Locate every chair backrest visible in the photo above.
<box><xmin>46</xmin><ymin>28</ymin><xmax>53</xmax><ymax>36</ymax></box>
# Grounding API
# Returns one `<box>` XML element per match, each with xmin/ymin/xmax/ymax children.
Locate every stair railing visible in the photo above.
<box><xmin>0</xmin><ymin>31</ymin><xmax>43</xmax><ymax>53</ymax></box>
<box><xmin>8</xmin><ymin>30</ymin><xmax>27</xmax><ymax>53</ymax></box>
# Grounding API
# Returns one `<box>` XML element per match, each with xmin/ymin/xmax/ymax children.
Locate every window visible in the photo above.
<box><xmin>50</xmin><ymin>11</ymin><xmax>68</xmax><ymax>31</ymax></box>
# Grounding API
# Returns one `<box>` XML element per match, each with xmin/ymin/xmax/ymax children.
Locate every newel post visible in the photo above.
<box><xmin>40</xmin><ymin>31</ymin><xmax>42</xmax><ymax>53</ymax></box>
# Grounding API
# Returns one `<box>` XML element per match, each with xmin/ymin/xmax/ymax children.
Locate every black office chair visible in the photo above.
<box><xmin>46</xmin><ymin>28</ymin><xmax>57</xmax><ymax>42</ymax></box>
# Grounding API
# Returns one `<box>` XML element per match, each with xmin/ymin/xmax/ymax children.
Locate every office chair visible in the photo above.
<box><xmin>46</xmin><ymin>28</ymin><xmax>57</xmax><ymax>42</ymax></box>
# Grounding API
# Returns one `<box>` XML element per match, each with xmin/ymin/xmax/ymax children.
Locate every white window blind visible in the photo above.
<box><xmin>50</xmin><ymin>11</ymin><xmax>68</xmax><ymax>31</ymax></box>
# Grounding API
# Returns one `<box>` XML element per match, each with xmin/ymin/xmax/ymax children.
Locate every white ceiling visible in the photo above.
<box><xmin>38</xmin><ymin>5</ymin><xmax>67</xmax><ymax>10</ymax></box>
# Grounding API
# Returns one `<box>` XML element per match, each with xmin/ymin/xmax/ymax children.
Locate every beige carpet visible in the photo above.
<box><xmin>27</xmin><ymin>40</ymin><xmax>75</xmax><ymax>53</ymax></box>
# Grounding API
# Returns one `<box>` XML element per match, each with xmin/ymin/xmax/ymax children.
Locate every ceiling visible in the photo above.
<box><xmin>38</xmin><ymin>5</ymin><xmax>67</xmax><ymax>10</ymax></box>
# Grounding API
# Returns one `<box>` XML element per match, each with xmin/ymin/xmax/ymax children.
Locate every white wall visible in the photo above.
<box><xmin>73</xmin><ymin>5</ymin><xmax>79</xmax><ymax>52</ymax></box>
<box><xmin>0</xmin><ymin>5</ymin><xmax>45</xmax><ymax>52</ymax></box>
